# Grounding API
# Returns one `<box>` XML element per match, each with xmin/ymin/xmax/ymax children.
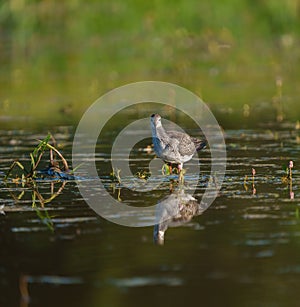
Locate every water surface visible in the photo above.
<box><xmin>0</xmin><ymin>123</ymin><xmax>299</xmax><ymax>307</ymax></box>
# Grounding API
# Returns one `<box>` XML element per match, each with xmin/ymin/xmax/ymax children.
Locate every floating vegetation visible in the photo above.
<box><xmin>162</xmin><ymin>163</ymin><xmax>180</xmax><ymax>176</ymax></box>
<box><xmin>4</xmin><ymin>133</ymin><xmax>74</xmax><ymax>182</ymax></box>
<box><xmin>242</xmin><ymin>159</ymin><xmax>296</xmax><ymax>202</ymax></box>
<box><xmin>135</xmin><ymin>170</ymin><xmax>151</xmax><ymax>180</ymax></box>
<box><xmin>3</xmin><ymin>134</ymin><xmax>74</xmax><ymax>231</ymax></box>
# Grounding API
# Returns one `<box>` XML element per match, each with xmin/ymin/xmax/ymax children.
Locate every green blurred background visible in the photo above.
<box><xmin>0</xmin><ymin>0</ymin><xmax>299</xmax><ymax>128</ymax></box>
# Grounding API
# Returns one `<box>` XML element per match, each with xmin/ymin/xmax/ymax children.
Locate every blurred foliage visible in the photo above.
<box><xmin>0</xmin><ymin>0</ymin><xmax>300</xmax><ymax>128</ymax></box>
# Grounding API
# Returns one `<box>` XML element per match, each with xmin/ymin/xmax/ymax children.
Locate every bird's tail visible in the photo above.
<box><xmin>192</xmin><ymin>138</ymin><xmax>207</xmax><ymax>151</ymax></box>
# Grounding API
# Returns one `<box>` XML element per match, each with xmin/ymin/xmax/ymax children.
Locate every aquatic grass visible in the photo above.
<box><xmin>244</xmin><ymin>168</ymin><xmax>257</xmax><ymax>195</ymax></box>
<box><xmin>7</xmin><ymin>180</ymin><xmax>67</xmax><ymax>232</ymax></box>
<box><xmin>252</xmin><ymin>168</ymin><xmax>256</xmax><ymax>182</ymax></box>
<box><xmin>32</xmin><ymin>205</ymin><xmax>54</xmax><ymax>232</ymax></box>
<box><xmin>288</xmin><ymin>161</ymin><xmax>294</xmax><ymax>200</ymax></box>
<box><xmin>161</xmin><ymin>163</ymin><xmax>181</xmax><ymax>176</ymax></box>
<box><xmin>243</xmin><ymin>175</ymin><xmax>248</xmax><ymax>191</ymax></box>
<box><xmin>242</xmin><ymin>160</ymin><xmax>298</xmax><ymax>200</ymax></box>
<box><xmin>4</xmin><ymin>133</ymin><xmax>72</xmax><ymax>182</ymax></box>
<box><xmin>162</xmin><ymin>164</ymin><xmax>171</xmax><ymax>176</ymax></box>
<box><xmin>135</xmin><ymin>170</ymin><xmax>151</xmax><ymax>180</ymax></box>
<box><xmin>289</xmin><ymin>160</ymin><xmax>293</xmax><ymax>181</ymax></box>
<box><xmin>110</xmin><ymin>167</ymin><xmax>121</xmax><ymax>184</ymax></box>
<box><xmin>4</xmin><ymin>160</ymin><xmax>26</xmax><ymax>181</ymax></box>
<box><xmin>30</xmin><ymin>134</ymin><xmax>52</xmax><ymax>174</ymax></box>
<box><xmin>252</xmin><ymin>168</ymin><xmax>256</xmax><ymax>195</ymax></box>
<box><xmin>109</xmin><ymin>168</ymin><xmax>122</xmax><ymax>201</ymax></box>
<box><xmin>282</xmin><ymin>160</ymin><xmax>294</xmax><ymax>184</ymax></box>
<box><xmin>3</xmin><ymin>133</ymin><xmax>73</xmax><ymax>231</ymax></box>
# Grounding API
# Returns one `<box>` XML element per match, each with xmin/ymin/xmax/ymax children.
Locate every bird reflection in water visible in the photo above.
<box><xmin>153</xmin><ymin>186</ymin><xmax>207</xmax><ymax>245</ymax></box>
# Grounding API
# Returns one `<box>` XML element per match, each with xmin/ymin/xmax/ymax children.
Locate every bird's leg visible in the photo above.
<box><xmin>178</xmin><ymin>163</ymin><xmax>185</xmax><ymax>184</ymax></box>
<box><xmin>169</xmin><ymin>181</ymin><xmax>174</xmax><ymax>193</ymax></box>
<box><xmin>169</xmin><ymin>163</ymin><xmax>172</xmax><ymax>174</ymax></box>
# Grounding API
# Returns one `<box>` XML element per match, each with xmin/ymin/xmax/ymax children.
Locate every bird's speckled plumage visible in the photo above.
<box><xmin>150</xmin><ymin>114</ymin><xmax>206</xmax><ymax>169</ymax></box>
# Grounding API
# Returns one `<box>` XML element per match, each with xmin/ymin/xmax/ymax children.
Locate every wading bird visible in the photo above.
<box><xmin>150</xmin><ymin>113</ymin><xmax>206</xmax><ymax>175</ymax></box>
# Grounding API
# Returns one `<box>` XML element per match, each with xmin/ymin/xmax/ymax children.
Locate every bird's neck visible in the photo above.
<box><xmin>154</xmin><ymin>124</ymin><xmax>168</xmax><ymax>140</ymax></box>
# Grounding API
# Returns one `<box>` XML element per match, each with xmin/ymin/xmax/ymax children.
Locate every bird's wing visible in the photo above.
<box><xmin>168</xmin><ymin>131</ymin><xmax>196</xmax><ymax>156</ymax></box>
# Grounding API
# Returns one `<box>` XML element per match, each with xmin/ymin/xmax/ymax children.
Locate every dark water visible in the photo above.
<box><xmin>0</xmin><ymin>123</ymin><xmax>299</xmax><ymax>307</ymax></box>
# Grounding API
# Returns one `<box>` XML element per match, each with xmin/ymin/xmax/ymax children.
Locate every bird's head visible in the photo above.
<box><xmin>150</xmin><ymin>113</ymin><xmax>162</xmax><ymax>127</ymax></box>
